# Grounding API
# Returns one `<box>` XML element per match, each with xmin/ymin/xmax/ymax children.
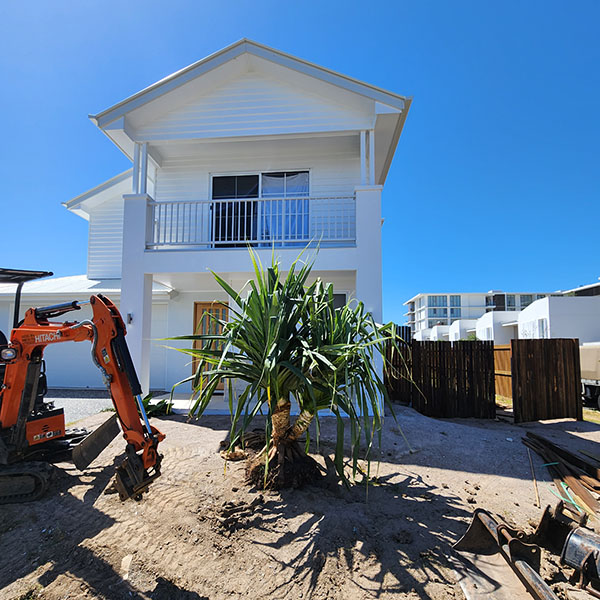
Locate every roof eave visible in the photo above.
<box><xmin>378</xmin><ymin>97</ymin><xmax>412</xmax><ymax>185</ymax></box>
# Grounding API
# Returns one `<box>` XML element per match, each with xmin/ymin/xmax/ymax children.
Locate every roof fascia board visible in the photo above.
<box><xmin>378</xmin><ymin>98</ymin><xmax>412</xmax><ymax>185</ymax></box>
<box><xmin>91</xmin><ymin>39</ymin><xmax>409</xmax><ymax>129</ymax></box>
<box><xmin>92</xmin><ymin>41</ymin><xmax>247</xmax><ymax>129</ymax></box>
<box><xmin>249</xmin><ymin>43</ymin><xmax>407</xmax><ymax>108</ymax></box>
<box><xmin>63</xmin><ymin>169</ymin><xmax>132</xmax><ymax>209</ymax></box>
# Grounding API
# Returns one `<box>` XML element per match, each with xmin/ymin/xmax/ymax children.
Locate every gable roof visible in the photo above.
<box><xmin>90</xmin><ymin>39</ymin><xmax>410</xmax><ymax>129</ymax></box>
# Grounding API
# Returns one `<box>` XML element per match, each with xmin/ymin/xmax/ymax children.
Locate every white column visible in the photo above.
<box><xmin>121</xmin><ymin>193</ymin><xmax>153</xmax><ymax>394</ymax></box>
<box><xmin>132</xmin><ymin>143</ymin><xmax>141</xmax><ymax>194</ymax></box>
<box><xmin>359</xmin><ymin>130</ymin><xmax>367</xmax><ymax>185</ymax></box>
<box><xmin>368</xmin><ymin>129</ymin><xmax>375</xmax><ymax>185</ymax></box>
<box><xmin>354</xmin><ymin>185</ymin><xmax>383</xmax><ymax>323</ymax></box>
<box><xmin>139</xmin><ymin>143</ymin><xmax>148</xmax><ymax>194</ymax></box>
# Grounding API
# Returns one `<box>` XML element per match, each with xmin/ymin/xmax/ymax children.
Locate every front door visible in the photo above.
<box><xmin>193</xmin><ymin>302</ymin><xmax>229</xmax><ymax>390</ymax></box>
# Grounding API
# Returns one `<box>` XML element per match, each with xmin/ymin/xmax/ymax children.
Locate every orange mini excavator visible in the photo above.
<box><xmin>0</xmin><ymin>268</ymin><xmax>164</xmax><ymax>504</ymax></box>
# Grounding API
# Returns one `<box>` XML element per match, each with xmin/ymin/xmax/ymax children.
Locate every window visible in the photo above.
<box><xmin>428</xmin><ymin>308</ymin><xmax>447</xmax><ymax>318</ymax></box>
<box><xmin>428</xmin><ymin>295</ymin><xmax>447</xmax><ymax>307</ymax></box>
<box><xmin>261</xmin><ymin>172</ymin><xmax>309</xmax><ymax>245</ymax></box>
<box><xmin>450</xmin><ymin>295</ymin><xmax>461</xmax><ymax>307</ymax></box>
<box><xmin>450</xmin><ymin>308</ymin><xmax>461</xmax><ymax>319</ymax></box>
<box><xmin>506</xmin><ymin>295</ymin><xmax>516</xmax><ymax>310</ymax></box>
<box><xmin>536</xmin><ymin>294</ymin><xmax>546</xmax><ymax>300</ymax></box>
<box><xmin>520</xmin><ymin>294</ymin><xmax>533</xmax><ymax>308</ymax></box>
<box><xmin>212</xmin><ymin>175</ymin><xmax>259</xmax><ymax>247</ymax></box>
<box><xmin>428</xmin><ymin>319</ymin><xmax>446</xmax><ymax>328</ymax></box>
<box><xmin>332</xmin><ymin>294</ymin><xmax>347</xmax><ymax>310</ymax></box>
<box><xmin>211</xmin><ymin>171</ymin><xmax>309</xmax><ymax>246</ymax></box>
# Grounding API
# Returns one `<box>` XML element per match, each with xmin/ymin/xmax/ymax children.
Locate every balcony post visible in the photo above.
<box><xmin>121</xmin><ymin>193</ymin><xmax>153</xmax><ymax>394</ymax></box>
<box><xmin>132</xmin><ymin>141</ymin><xmax>149</xmax><ymax>194</ymax></box>
<box><xmin>360</xmin><ymin>131</ymin><xmax>367</xmax><ymax>185</ymax></box>
<box><xmin>354</xmin><ymin>185</ymin><xmax>383</xmax><ymax>323</ymax></box>
<box><xmin>368</xmin><ymin>129</ymin><xmax>375</xmax><ymax>185</ymax></box>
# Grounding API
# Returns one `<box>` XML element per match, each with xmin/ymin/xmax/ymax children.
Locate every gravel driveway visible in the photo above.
<box><xmin>45</xmin><ymin>388</ymin><xmax>113</xmax><ymax>424</ymax></box>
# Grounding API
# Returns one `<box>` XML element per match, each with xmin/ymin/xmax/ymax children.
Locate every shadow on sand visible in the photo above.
<box><xmin>0</xmin><ymin>456</ymin><xmax>206</xmax><ymax>600</ymax></box>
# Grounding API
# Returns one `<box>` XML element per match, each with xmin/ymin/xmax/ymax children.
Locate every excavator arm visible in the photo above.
<box><xmin>0</xmin><ymin>294</ymin><xmax>164</xmax><ymax>502</ymax></box>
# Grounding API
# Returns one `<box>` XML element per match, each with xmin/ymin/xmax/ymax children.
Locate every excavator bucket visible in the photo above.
<box><xmin>72</xmin><ymin>413</ymin><xmax>120</xmax><ymax>471</ymax></box>
<box><xmin>451</xmin><ymin>509</ymin><xmax>558</xmax><ymax>600</ymax></box>
<box><xmin>113</xmin><ymin>444</ymin><xmax>162</xmax><ymax>501</ymax></box>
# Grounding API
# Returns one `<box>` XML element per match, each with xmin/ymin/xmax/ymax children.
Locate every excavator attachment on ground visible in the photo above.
<box><xmin>0</xmin><ymin>268</ymin><xmax>165</xmax><ymax>503</ymax></box>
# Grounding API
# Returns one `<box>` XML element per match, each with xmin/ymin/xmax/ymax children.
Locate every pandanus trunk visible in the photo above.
<box><xmin>246</xmin><ymin>398</ymin><xmax>321</xmax><ymax>489</ymax></box>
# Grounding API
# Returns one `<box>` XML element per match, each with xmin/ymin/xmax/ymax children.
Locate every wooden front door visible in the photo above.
<box><xmin>193</xmin><ymin>302</ymin><xmax>229</xmax><ymax>390</ymax></box>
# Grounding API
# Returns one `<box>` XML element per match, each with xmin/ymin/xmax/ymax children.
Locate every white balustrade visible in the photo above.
<box><xmin>147</xmin><ymin>196</ymin><xmax>356</xmax><ymax>249</ymax></box>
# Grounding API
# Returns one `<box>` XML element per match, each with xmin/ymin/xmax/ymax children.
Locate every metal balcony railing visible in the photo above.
<box><xmin>147</xmin><ymin>196</ymin><xmax>356</xmax><ymax>249</ymax></box>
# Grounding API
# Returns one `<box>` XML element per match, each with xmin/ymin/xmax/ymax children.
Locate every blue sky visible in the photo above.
<box><xmin>1</xmin><ymin>1</ymin><xmax>598</xmax><ymax>323</ymax></box>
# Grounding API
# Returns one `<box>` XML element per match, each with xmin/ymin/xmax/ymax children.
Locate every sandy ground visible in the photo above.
<box><xmin>2</xmin><ymin>407</ymin><xmax>600</xmax><ymax>600</ymax></box>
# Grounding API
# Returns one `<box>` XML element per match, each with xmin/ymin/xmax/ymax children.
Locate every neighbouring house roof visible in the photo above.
<box><xmin>562</xmin><ymin>281</ymin><xmax>600</xmax><ymax>295</ymax></box>
<box><xmin>90</xmin><ymin>39</ymin><xmax>410</xmax><ymax>128</ymax></box>
<box><xmin>0</xmin><ymin>275</ymin><xmax>172</xmax><ymax>298</ymax></box>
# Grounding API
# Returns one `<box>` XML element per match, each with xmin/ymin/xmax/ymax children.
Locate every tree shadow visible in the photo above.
<box><xmin>0</xmin><ymin>457</ymin><xmax>205</xmax><ymax>599</ymax></box>
<box><xmin>232</xmin><ymin>464</ymin><xmax>471</xmax><ymax>599</ymax></box>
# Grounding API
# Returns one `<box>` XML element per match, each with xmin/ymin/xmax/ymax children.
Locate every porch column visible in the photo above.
<box><xmin>121</xmin><ymin>193</ymin><xmax>153</xmax><ymax>394</ymax></box>
<box><xmin>354</xmin><ymin>185</ymin><xmax>383</xmax><ymax>323</ymax></box>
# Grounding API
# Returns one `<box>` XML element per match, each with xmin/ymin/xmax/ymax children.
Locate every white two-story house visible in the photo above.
<box><xmin>1</xmin><ymin>40</ymin><xmax>411</xmax><ymax>393</ymax></box>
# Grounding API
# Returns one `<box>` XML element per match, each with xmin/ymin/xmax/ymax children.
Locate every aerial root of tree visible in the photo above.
<box><xmin>246</xmin><ymin>438</ymin><xmax>323</xmax><ymax>489</ymax></box>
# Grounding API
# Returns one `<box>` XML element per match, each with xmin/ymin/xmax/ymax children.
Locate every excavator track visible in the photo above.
<box><xmin>0</xmin><ymin>461</ymin><xmax>54</xmax><ymax>504</ymax></box>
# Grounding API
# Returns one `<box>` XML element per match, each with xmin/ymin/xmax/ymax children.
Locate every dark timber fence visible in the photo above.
<box><xmin>385</xmin><ymin>335</ymin><xmax>496</xmax><ymax>418</ymax></box>
<box><xmin>511</xmin><ymin>338</ymin><xmax>582</xmax><ymax>423</ymax></box>
<box><xmin>384</xmin><ymin>326</ymin><xmax>412</xmax><ymax>404</ymax></box>
<box><xmin>386</xmin><ymin>331</ymin><xmax>582</xmax><ymax>423</ymax></box>
<box><xmin>411</xmin><ymin>341</ymin><xmax>496</xmax><ymax>418</ymax></box>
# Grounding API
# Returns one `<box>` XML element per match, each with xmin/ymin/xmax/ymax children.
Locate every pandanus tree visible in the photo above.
<box><xmin>170</xmin><ymin>249</ymin><xmax>402</xmax><ymax>488</ymax></box>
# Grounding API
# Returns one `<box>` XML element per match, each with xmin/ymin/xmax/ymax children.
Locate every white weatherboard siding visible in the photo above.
<box><xmin>134</xmin><ymin>72</ymin><xmax>373</xmax><ymax>141</ymax></box>
<box><xmin>87</xmin><ymin>196</ymin><xmax>124</xmax><ymax>279</ymax></box>
<box><xmin>154</xmin><ymin>136</ymin><xmax>360</xmax><ymax>201</ymax></box>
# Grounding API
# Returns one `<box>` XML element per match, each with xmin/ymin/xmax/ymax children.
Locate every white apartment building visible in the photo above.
<box><xmin>404</xmin><ymin>291</ymin><xmax>551</xmax><ymax>336</ymax></box>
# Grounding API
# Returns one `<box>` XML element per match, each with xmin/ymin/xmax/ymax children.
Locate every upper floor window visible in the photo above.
<box><xmin>450</xmin><ymin>295</ymin><xmax>461</xmax><ymax>307</ymax></box>
<box><xmin>428</xmin><ymin>295</ymin><xmax>447</xmax><ymax>307</ymax></box>
<box><xmin>520</xmin><ymin>294</ymin><xmax>533</xmax><ymax>308</ymax></box>
<box><xmin>211</xmin><ymin>171</ymin><xmax>309</xmax><ymax>246</ymax></box>
<box><xmin>506</xmin><ymin>294</ymin><xmax>516</xmax><ymax>308</ymax></box>
<box><xmin>261</xmin><ymin>172</ymin><xmax>309</xmax><ymax>197</ymax></box>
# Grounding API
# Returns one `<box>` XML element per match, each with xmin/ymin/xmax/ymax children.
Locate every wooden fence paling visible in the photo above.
<box><xmin>390</xmin><ymin>339</ymin><xmax>495</xmax><ymax>419</ymax></box>
<box><xmin>511</xmin><ymin>338</ymin><xmax>582</xmax><ymax>423</ymax></box>
<box><xmin>384</xmin><ymin>326</ymin><xmax>413</xmax><ymax>404</ymax></box>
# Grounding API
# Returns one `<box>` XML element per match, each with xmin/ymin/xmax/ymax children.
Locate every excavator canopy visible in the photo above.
<box><xmin>0</xmin><ymin>268</ymin><xmax>53</xmax><ymax>328</ymax></box>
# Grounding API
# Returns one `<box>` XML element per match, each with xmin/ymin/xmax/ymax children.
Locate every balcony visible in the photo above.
<box><xmin>147</xmin><ymin>196</ymin><xmax>356</xmax><ymax>250</ymax></box>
